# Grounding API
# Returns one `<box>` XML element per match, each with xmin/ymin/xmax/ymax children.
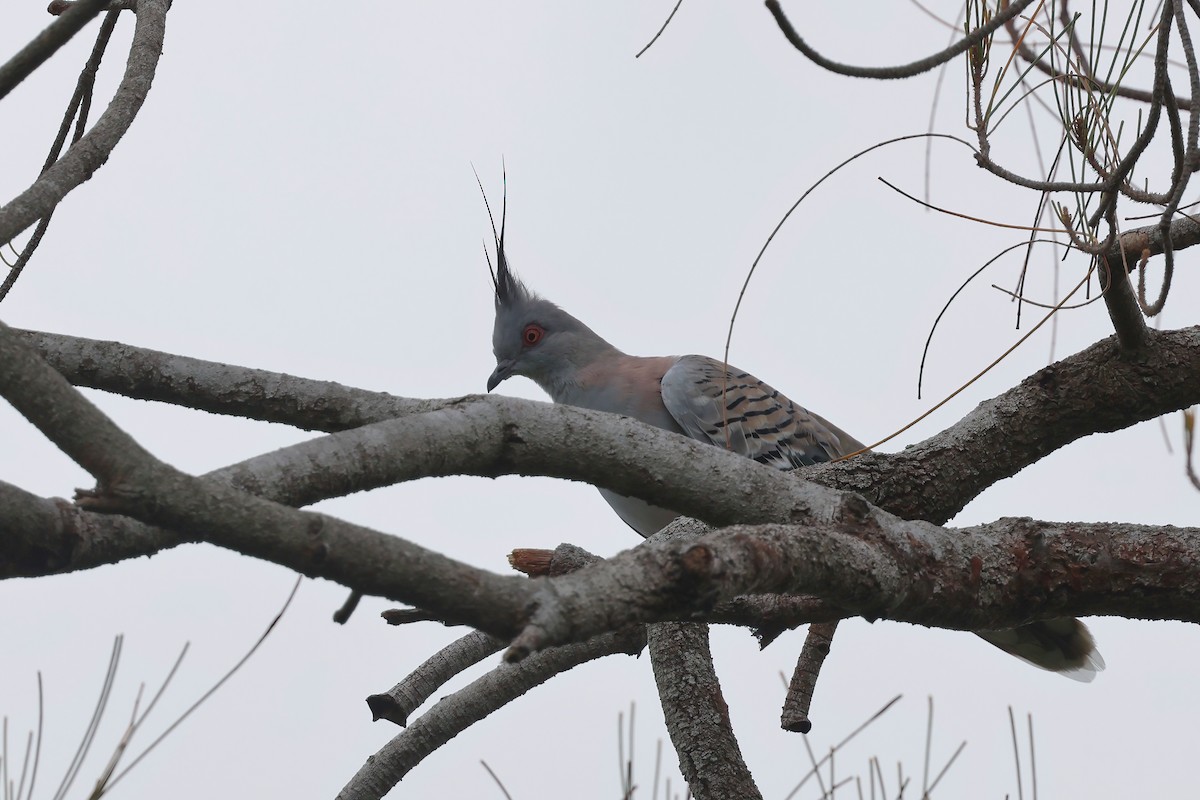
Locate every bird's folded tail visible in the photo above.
<box><xmin>975</xmin><ymin>618</ymin><xmax>1105</xmax><ymax>682</ymax></box>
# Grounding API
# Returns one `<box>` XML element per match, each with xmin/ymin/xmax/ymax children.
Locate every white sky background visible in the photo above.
<box><xmin>1</xmin><ymin>2</ymin><xmax>1198</xmax><ymax>798</ymax></box>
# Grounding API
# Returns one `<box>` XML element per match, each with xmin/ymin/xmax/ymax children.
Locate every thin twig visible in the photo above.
<box><xmin>0</xmin><ymin>0</ymin><xmax>109</xmax><ymax>101</ymax></box>
<box><xmin>765</xmin><ymin>0</ymin><xmax>1037</xmax><ymax>79</ymax></box>
<box><xmin>105</xmin><ymin>577</ymin><xmax>301</xmax><ymax>789</ymax></box>
<box><xmin>635</xmin><ymin>0</ymin><xmax>684</xmax><ymax>58</ymax></box>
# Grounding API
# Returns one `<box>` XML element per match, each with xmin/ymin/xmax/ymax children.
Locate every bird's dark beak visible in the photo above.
<box><xmin>487</xmin><ymin>360</ymin><xmax>515</xmax><ymax>392</ymax></box>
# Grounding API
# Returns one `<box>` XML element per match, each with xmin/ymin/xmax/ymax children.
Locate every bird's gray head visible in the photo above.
<box><xmin>482</xmin><ymin>186</ymin><xmax>614</xmax><ymax>396</ymax></box>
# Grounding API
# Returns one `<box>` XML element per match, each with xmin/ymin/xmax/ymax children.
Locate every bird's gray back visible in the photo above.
<box><xmin>660</xmin><ymin>355</ymin><xmax>864</xmax><ymax>469</ymax></box>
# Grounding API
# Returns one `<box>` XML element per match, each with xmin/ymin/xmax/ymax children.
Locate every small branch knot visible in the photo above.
<box><xmin>502</xmin><ymin>422</ymin><xmax>525</xmax><ymax>445</ymax></box>
<box><xmin>835</xmin><ymin>493</ymin><xmax>872</xmax><ymax>524</ymax></box>
<box><xmin>679</xmin><ymin>544</ymin><xmax>714</xmax><ymax>578</ymax></box>
<box><xmin>306</xmin><ymin>514</ymin><xmax>329</xmax><ymax>563</ymax></box>
<box><xmin>1035</xmin><ymin>365</ymin><xmax>1060</xmax><ymax>393</ymax></box>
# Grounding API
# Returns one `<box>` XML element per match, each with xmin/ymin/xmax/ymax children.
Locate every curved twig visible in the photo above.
<box><xmin>1</xmin><ymin>10</ymin><xmax>121</xmax><ymax>302</ymax></box>
<box><xmin>0</xmin><ymin>0</ymin><xmax>170</xmax><ymax>246</ymax></box>
<box><xmin>724</xmin><ymin>133</ymin><xmax>975</xmax><ymax>384</ymax></box>
<box><xmin>919</xmin><ymin>239</ymin><xmax>1063</xmax><ymax>399</ymax></box>
<box><xmin>765</xmin><ymin>0</ymin><xmax>1037</xmax><ymax>80</ymax></box>
<box><xmin>635</xmin><ymin>0</ymin><xmax>684</xmax><ymax>58</ymax></box>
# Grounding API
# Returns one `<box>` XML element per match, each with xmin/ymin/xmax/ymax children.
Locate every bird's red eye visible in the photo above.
<box><xmin>522</xmin><ymin>324</ymin><xmax>544</xmax><ymax>346</ymax></box>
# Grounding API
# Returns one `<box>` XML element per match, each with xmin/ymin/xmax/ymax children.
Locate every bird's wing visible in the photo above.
<box><xmin>659</xmin><ymin>355</ymin><xmax>863</xmax><ymax>469</ymax></box>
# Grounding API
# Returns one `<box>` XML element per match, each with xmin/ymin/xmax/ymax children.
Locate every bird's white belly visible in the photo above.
<box><xmin>597</xmin><ymin>488</ymin><xmax>679</xmax><ymax>538</ymax></box>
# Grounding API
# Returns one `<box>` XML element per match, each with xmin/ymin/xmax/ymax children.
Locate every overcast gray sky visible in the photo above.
<box><xmin>2</xmin><ymin>3</ymin><xmax>1198</xmax><ymax>798</ymax></box>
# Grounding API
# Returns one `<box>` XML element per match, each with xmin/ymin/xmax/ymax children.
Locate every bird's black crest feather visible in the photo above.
<box><xmin>474</xmin><ymin>165</ymin><xmax>525</xmax><ymax>310</ymax></box>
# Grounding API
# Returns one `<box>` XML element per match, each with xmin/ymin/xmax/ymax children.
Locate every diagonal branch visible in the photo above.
<box><xmin>0</xmin><ymin>0</ymin><xmax>109</xmax><ymax>101</ymax></box>
<box><xmin>337</xmin><ymin>626</ymin><xmax>647</xmax><ymax>800</ymax></box>
<box><xmin>648</xmin><ymin>621</ymin><xmax>762</xmax><ymax>800</ymax></box>
<box><xmin>0</xmin><ymin>478</ymin><xmax>184</xmax><ymax>576</ymax></box>
<box><xmin>0</xmin><ymin>320</ymin><xmax>532</xmax><ymax>632</ymax></box>
<box><xmin>366</xmin><ymin>631</ymin><xmax>504</xmax><ymax>727</ymax></box>
<box><xmin>507</xmin><ymin>515</ymin><xmax>1200</xmax><ymax>658</ymax></box>
<box><xmin>814</xmin><ymin>327</ymin><xmax>1200</xmax><ymax>524</ymax></box>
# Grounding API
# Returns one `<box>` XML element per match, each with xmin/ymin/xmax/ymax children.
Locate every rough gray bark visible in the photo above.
<box><xmin>337</xmin><ymin>626</ymin><xmax>647</xmax><ymax>800</ymax></box>
<box><xmin>648</xmin><ymin>620</ymin><xmax>762</xmax><ymax>800</ymax></box>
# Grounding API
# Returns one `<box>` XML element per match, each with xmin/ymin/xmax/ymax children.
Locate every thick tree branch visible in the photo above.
<box><xmin>508</xmin><ymin>544</ymin><xmax>847</xmax><ymax>630</ymax></box>
<box><xmin>19</xmin><ymin>324</ymin><xmax>1200</xmax><ymax>534</ymax></box>
<box><xmin>1099</xmin><ymin>252</ymin><xmax>1152</xmax><ymax>354</ymax></box>
<box><xmin>5</xmin><ymin>313</ymin><xmax>1200</xmax><ymax>664</ymax></box>
<box><xmin>0</xmin><ymin>426</ymin><xmax>379</xmax><ymax>578</ymax></box>
<box><xmin>0</xmin><ymin>342</ymin><xmax>449</xmax><ymax>578</ymax></box>
<box><xmin>813</xmin><ymin>327</ymin><xmax>1200</xmax><ymax>524</ymax></box>
<box><xmin>0</xmin><ymin>0</ymin><xmax>169</xmax><ymax>246</ymax></box>
<box><xmin>648</xmin><ymin>622</ymin><xmax>761</xmax><ymax>800</ymax></box>
<box><xmin>509</xmin><ymin>515</ymin><xmax>1200</xmax><ymax>658</ymax></box>
<box><xmin>5</xmin><ymin>321</ymin><xmax>1200</xmax><ymax>645</ymax></box>
<box><xmin>0</xmin><ymin>321</ymin><xmax>533</xmax><ymax>632</ymax></box>
<box><xmin>1111</xmin><ymin>215</ymin><xmax>1200</xmax><ymax>265</ymax></box>
<box><xmin>17</xmin><ymin>329</ymin><xmax>445</xmax><ymax>430</ymax></box>
<box><xmin>0</xmin><ymin>478</ymin><xmax>184</xmax><ymax>575</ymax></box>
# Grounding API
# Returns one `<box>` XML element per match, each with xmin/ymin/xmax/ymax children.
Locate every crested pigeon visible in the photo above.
<box><xmin>482</xmin><ymin>213</ymin><xmax>1103</xmax><ymax>681</ymax></box>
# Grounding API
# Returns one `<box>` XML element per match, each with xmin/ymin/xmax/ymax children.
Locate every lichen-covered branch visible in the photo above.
<box><xmin>814</xmin><ymin>327</ymin><xmax>1200</xmax><ymax>524</ymax></box>
<box><xmin>648</xmin><ymin>621</ymin><xmax>762</xmax><ymax>800</ymax></box>
<box><xmin>507</xmin><ymin>516</ymin><xmax>1200</xmax><ymax>658</ymax></box>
